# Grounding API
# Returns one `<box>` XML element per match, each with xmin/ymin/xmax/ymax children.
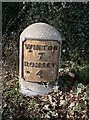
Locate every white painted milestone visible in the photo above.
<box><xmin>19</xmin><ymin>23</ymin><xmax>62</xmax><ymax>96</ymax></box>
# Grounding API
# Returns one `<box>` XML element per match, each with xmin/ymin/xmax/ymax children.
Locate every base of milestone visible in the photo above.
<box><xmin>19</xmin><ymin>79</ymin><xmax>53</xmax><ymax>96</ymax></box>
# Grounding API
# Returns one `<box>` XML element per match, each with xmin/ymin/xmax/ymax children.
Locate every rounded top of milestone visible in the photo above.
<box><xmin>20</xmin><ymin>22</ymin><xmax>62</xmax><ymax>41</ymax></box>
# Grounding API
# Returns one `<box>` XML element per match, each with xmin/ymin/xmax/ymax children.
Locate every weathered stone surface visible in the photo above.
<box><xmin>19</xmin><ymin>23</ymin><xmax>62</xmax><ymax>96</ymax></box>
<box><xmin>22</xmin><ymin>39</ymin><xmax>60</xmax><ymax>82</ymax></box>
<box><xmin>20</xmin><ymin>23</ymin><xmax>61</xmax><ymax>41</ymax></box>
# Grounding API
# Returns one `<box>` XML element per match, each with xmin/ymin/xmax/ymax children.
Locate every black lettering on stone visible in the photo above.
<box><xmin>52</xmin><ymin>63</ymin><xmax>56</xmax><ymax>67</ymax></box>
<box><xmin>24</xmin><ymin>62</ymin><xmax>56</xmax><ymax>68</ymax></box>
<box><xmin>53</xmin><ymin>46</ymin><xmax>58</xmax><ymax>51</ymax></box>
<box><xmin>48</xmin><ymin>46</ymin><xmax>52</xmax><ymax>50</ymax></box>
<box><xmin>27</xmin><ymin>62</ymin><xmax>29</xmax><ymax>67</ymax></box>
<box><xmin>36</xmin><ymin>70</ymin><xmax>43</xmax><ymax>78</ymax></box>
<box><xmin>38</xmin><ymin>52</ymin><xmax>44</xmax><ymax>60</ymax></box>
<box><xmin>35</xmin><ymin>63</ymin><xmax>39</xmax><ymax>67</ymax></box>
<box><xmin>30</xmin><ymin>62</ymin><xmax>34</xmax><ymax>67</ymax></box>
<box><xmin>34</xmin><ymin>45</ymin><xmax>41</xmax><ymax>50</ymax></box>
<box><xmin>25</xmin><ymin>44</ymin><xmax>58</xmax><ymax>51</ymax></box>
<box><xmin>41</xmin><ymin>63</ymin><xmax>46</xmax><ymax>67</ymax></box>
<box><xmin>24</xmin><ymin>62</ymin><xmax>27</xmax><ymax>66</ymax></box>
<box><xmin>42</xmin><ymin>45</ymin><xmax>47</xmax><ymax>50</ymax></box>
<box><xmin>24</xmin><ymin>61</ymin><xmax>29</xmax><ymax>67</ymax></box>
<box><xmin>46</xmin><ymin>63</ymin><xmax>50</xmax><ymax>68</ymax></box>
<box><xmin>25</xmin><ymin>44</ymin><xmax>33</xmax><ymax>49</ymax></box>
<box><xmin>26</xmin><ymin>71</ymin><xmax>30</xmax><ymax>74</ymax></box>
<box><xmin>35</xmin><ymin>63</ymin><xmax>41</xmax><ymax>68</ymax></box>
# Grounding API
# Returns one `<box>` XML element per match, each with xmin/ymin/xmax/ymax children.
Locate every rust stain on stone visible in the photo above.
<box><xmin>22</xmin><ymin>39</ymin><xmax>60</xmax><ymax>82</ymax></box>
